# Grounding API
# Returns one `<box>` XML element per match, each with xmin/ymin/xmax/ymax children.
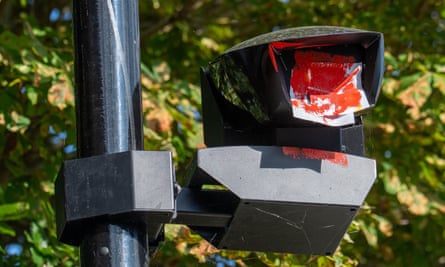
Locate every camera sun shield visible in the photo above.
<box><xmin>205</xmin><ymin>26</ymin><xmax>383</xmax><ymax>128</ymax></box>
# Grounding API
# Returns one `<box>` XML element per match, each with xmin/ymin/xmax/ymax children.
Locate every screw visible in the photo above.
<box><xmin>99</xmin><ymin>246</ymin><xmax>109</xmax><ymax>256</ymax></box>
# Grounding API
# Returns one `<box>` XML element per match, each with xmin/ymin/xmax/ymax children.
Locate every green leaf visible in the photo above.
<box><xmin>358</xmin><ymin>220</ymin><xmax>378</xmax><ymax>248</ymax></box>
<box><xmin>399</xmin><ymin>72</ymin><xmax>422</xmax><ymax>92</ymax></box>
<box><xmin>13</xmin><ymin>64</ymin><xmax>31</xmax><ymax>74</ymax></box>
<box><xmin>0</xmin><ymin>202</ymin><xmax>29</xmax><ymax>221</ymax></box>
<box><xmin>30</xmin><ymin>247</ymin><xmax>44</xmax><ymax>266</ymax></box>
<box><xmin>0</xmin><ymin>223</ymin><xmax>16</xmax><ymax>236</ymax></box>
<box><xmin>6</xmin><ymin>111</ymin><xmax>31</xmax><ymax>133</ymax></box>
<box><xmin>382</xmin><ymin>171</ymin><xmax>403</xmax><ymax>195</ymax></box>
<box><xmin>26</xmin><ymin>86</ymin><xmax>38</xmax><ymax>105</ymax></box>
<box><xmin>317</xmin><ymin>256</ymin><xmax>335</xmax><ymax>267</ymax></box>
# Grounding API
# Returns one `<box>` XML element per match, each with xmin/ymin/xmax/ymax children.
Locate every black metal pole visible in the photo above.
<box><xmin>73</xmin><ymin>0</ymin><xmax>148</xmax><ymax>266</ymax></box>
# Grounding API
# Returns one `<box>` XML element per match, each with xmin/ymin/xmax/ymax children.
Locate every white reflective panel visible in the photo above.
<box><xmin>289</xmin><ymin>50</ymin><xmax>370</xmax><ymax>126</ymax></box>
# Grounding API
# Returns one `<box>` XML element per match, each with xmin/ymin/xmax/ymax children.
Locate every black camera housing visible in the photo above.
<box><xmin>201</xmin><ymin>26</ymin><xmax>383</xmax><ymax>155</ymax></box>
<box><xmin>183</xmin><ymin>26</ymin><xmax>383</xmax><ymax>255</ymax></box>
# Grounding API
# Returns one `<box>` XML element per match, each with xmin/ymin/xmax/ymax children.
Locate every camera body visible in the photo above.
<box><xmin>185</xmin><ymin>26</ymin><xmax>383</xmax><ymax>255</ymax></box>
<box><xmin>201</xmin><ymin>26</ymin><xmax>383</xmax><ymax>152</ymax></box>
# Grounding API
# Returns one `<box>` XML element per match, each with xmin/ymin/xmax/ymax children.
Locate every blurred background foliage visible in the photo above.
<box><xmin>0</xmin><ymin>0</ymin><xmax>444</xmax><ymax>266</ymax></box>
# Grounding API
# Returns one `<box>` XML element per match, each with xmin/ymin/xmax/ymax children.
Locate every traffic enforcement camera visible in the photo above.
<box><xmin>56</xmin><ymin>26</ymin><xmax>383</xmax><ymax>257</ymax></box>
<box><xmin>184</xmin><ymin>26</ymin><xmax>384</xmax><ymax>255</ymax></box>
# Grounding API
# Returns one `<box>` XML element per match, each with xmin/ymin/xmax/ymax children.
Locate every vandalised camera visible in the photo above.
<box><xmin>180</xmin><ymin>26</ymin><xmax>384</xmax><ymax>255</ymax></box>
<box><xmin>56</xmin><ymin>25</ymin><xmax>384</xmax><ymax>257</ymax></box>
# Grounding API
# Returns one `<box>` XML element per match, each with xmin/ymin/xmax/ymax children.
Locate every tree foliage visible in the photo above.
<box><xmin>0</xmin><ymin>0</ymin><xmax>444</xmax><ymax>266</ymax></box>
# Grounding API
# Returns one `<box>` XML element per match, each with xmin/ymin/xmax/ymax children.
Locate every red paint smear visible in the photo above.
<box><xmin>267</xmin><ymin>42</ymin><xmax>365</xmax><ymax>123</ymax></box>
<box><xmin>290</xmin><ymin>50</ymin><xmax>362</xmax><ymax>117</ymax></box>
<box><xmin>282</xmin><ymin>147</ymin><xmax>348</xmax><ymax>167</ymax></box>
<box><xmin>268</xmin><ymin>42</ymin><xmax>331</xmax><ymax>72</ymax></box>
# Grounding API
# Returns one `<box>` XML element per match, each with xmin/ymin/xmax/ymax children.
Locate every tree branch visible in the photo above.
<box><xmin>140</xmin><ymin>0</ymin><xmax>202</xmax><ymax>39</ymax></box>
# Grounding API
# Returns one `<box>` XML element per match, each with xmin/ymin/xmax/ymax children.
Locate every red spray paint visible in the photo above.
<box><xmin>290</xmin><ymin>50</ymin><xmax>362</xmax><ymax>117</ymax></box>
<box><xmin>268</xmin><ymin>41</ymin><xmax>368</xmax><ymax>126</ymax></box>
<box><xmin>282</xmin><ymin>147</ymin><xmax>348</xmax><ymax>167</ymax></box>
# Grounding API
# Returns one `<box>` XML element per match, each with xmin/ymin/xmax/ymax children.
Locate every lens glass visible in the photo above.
<box><xmin>269</xmin><ymin>42</ymin><xmax>370</xmax><ymax>126</ymax></box>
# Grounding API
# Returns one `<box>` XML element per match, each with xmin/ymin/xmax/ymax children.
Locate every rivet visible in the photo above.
<box><xmin>99</xmin><ymin>246</ymin><xmax>109</xmax><ymax>256</ymax></box>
